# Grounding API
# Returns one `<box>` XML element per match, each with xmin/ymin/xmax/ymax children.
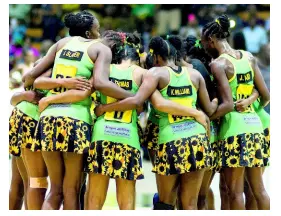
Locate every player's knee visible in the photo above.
<box><xmin>117</xmin><ymin>193</ymin><xmax>134</xmax><ymax>210</ymax></box>
<box><xmin>63</xmin><ymin>185</ymin><xmax>80</xmax><ymax>198</ymax></box>
<box><xmin>87</xmin><ymin>192</ymin><xmax>105</xmax><ymax>210</ymax></box>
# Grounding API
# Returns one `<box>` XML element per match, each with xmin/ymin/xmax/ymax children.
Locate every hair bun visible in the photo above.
<box><xmin>64</xmin><ymin>13</ymin><xmax>78</xmax><ymax>28</ymax></box>
<box><xmin>217</xmin><ymin>14</ymin><xmax>230</xmax><ymax>33</ymax></box>
<box><xmin>167</xmin><ymin>35</ymin><xmax>182</xmax><ymax>52</ymax></box>
<box><xmin>126</xmin><ymin>31</ymin><xmax>141</xmax><ymax>46</ymax></box>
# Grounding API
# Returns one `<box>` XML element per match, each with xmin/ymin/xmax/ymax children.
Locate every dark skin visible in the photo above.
<box><xmin>10</xmin><ymin>61</ymin><xmax>49</xmax><ymax>210</ymax></box>
<box><xmin>201</xmin><ymin>32</ymin><xmax>270</xmax><ymax>210</ymax></box>
<box><xmin>9</xmin><ymin>156</ymin><xmax>26</xmax><ymax>210</ymax></box>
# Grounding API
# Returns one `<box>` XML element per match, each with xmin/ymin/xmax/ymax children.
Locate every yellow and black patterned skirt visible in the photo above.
<box><xmin>207</xmin><ymin>141</ymin><xmax>220</xmax><ymax>172</ymax></box>
<box><xmin>263</xmin><ymin>128</ymin><xmax>270</xmax><ymax>166</ymax></box>
<box><xmin>9</xmin><ymin>108</ymin><xmax>38</xmax><ymax>157</ymax></box>
<box><xmin>33</xmin><ymin>116</ymin><xmax>91</xmax><ymax>154</ymax></box>
<box><xmin>86</xmin><ymin>141</ymin><xmax>144</xmax><ymax>180</ymax></box>
<box><xmin>152</xmin><ymin>133</ymin><xmax>209</xmax><ymax>175</ymax></box>
<box><xmin>142</xmin><ymin>120</ymin><xmax>159</xmax><ymax>151</ymax></box>
<box><xmin>218</xmin><ymin>132</ymin><xmax>265</xmax><ymax>168</ymax></box>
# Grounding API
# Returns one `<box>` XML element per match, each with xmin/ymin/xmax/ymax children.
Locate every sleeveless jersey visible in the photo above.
<box><xmin>41</xmin><ymin>37</ymin><xmax>99</xmax><ymax>124</ymax></box>
<box><xmin>219</xmin><ymin>50</ymin><xmax>263</xmax><ymax>139</ymax></box>
<box><xmin>92</xmin><ymin>64</ymin><xmax>140</xmax><ymax>149</ymax></box>
<box><xmin>157</xmin><ymin>66</ymin><xmax>206</xmax><ymax>144</ymax></box>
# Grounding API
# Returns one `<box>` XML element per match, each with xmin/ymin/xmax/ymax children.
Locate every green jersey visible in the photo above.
<box><xmin>219</xmin><ymin>50</ymin><xmax>263</xmax><ymax>140</ymax></box>
<box><xmin>157</xmin><ymin>66</ymin><xmax>206</xmax><ymax>144</ymax></box>
<box><xmin>41</xmin><ymin>37</ymin><xmax>99</xmax><ymax>124</ymax></box>
<box><xmin>92</xmin><ymin>64</ymin><xmax>141</xmax><ymax>149</ymax></box>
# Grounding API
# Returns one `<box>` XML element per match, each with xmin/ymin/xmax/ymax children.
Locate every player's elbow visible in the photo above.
<box><xmin>93</xmin><ymin>76</ymin><xmax>106</xmax><ymax>91</ymax></box>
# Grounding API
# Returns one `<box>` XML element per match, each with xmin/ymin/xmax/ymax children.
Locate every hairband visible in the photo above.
<box><xmin>136</xmin><ymin>49</ymin><xmax>145</xmax><ymax>58</ymax></box>
<box><xmin>194</xmin><ymin>39</ymin><xmax>202</xmax><ymax>49</ymax></box>
<box><xmin>215</xmin><ymin>19</ymin><xmax>221</xmax><ymax>26</ymax></box>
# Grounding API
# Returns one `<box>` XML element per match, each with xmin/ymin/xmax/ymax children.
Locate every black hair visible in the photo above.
<box><xmin>166</xmin><ymin>35</ymin><xmax>184</xmax><ymax>62</ymax></box>
<box><xmin>149</xmin><ymin>36</ymin><xmax>176</xmax><ymax>61</ymax></box>
<box><xmin>145</xmin><ymin>53</ymin><xmax>154</xmax><ymax>69</ymax></box>
<box><xmin>185</xmin><ymin>35</ymin><xmax>211</xmax><ymax>70</ymax></box>
<box><xmin>202</xmin><ymin>14</ymin><xmax>230</xmax><ymax>40</ymax></box>
<box><xmin>64</xmin><ymin>10</ymin><xmax>97</xmax><ymax>38</ymax></box>
<box><xmin>102</xmin><ymin>30</ymin><xmax>143</xmax><ymax>64</ymax></box>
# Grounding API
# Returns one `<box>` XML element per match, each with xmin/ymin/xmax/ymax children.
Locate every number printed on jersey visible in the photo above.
<box><xmin>104</xmin><ymin>96</ymin><xmax>133</xmax><ymax>123</ymax></box>
<box><xmin>236</xmin><ymin>83</ymin><xmax>254</xmax><ymax>113</ymax></box>
<box><xmin>50</xmin><ymin>64</ymin><xmax>77</xmax><ymax>94</ymax></box>
<box><xmin>168</xmin><ymin>98</ymin><xmax>193</xmax><ymax>123</ymax></box>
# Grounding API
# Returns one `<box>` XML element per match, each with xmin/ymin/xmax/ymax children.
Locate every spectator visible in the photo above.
<box><xmin>40</xmin><ymin>5</ymin><xmax>64</xmax><ymax>42</ymax></box>
<box><xmin>9</xmin><ymin>4</ymin><xmax>31</xmax><ymax>20</ymax></box>
<box><xmin>9</xmin><ymin>48</ymin><xmax>38</xmax><ymax>89</ymax></box>
<box><xmin>242</xmin><ymin>15</ymin><xmax>268</xmax><ymax>55</ymax></box>
<box><xmin>156</xmin><ymin>5</ymin><xmax>182</xmax><ymax>36</ymax></box>
<box><xmin>11</xmin><ymin>19</ymin><xmax>27</xmax><ymax>45</ymax></box>
<box><xmin>256</xmin><ymin>43</ymin><xmax>270</xmax><ymax>113</ymax></box>
<box><xmin>179</xmin><ymin>14</ymin><xmax>201</xmax><ymax>39</ymax></box>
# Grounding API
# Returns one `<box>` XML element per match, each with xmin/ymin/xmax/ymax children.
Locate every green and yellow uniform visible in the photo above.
<box><xmin>87</xmin><ymin>64</ymin><xmax>144</xmax><ymax>180</ymax></box>
<box><xmin>9</xmin><ymin>87</ymin><xmax>46</xmax><ymax>156</ymax></box>
<box><xmin>33</xmin><ymin>37</ymin><xmax>99</xmax><ymax>154</ymax></box>
<box><xmin>218</xmin><ymin>50</ymin><xmax>265</xmax><ymax>168</ymax></box>
<box><xmin>152</xmin><ymin>66</ymin><xmax>209</xmax><ymax>176</ymax></box>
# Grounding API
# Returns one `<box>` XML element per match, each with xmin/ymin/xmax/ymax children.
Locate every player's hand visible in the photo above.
<box><xmin>94</xmin><ymin>104</ymin><xmax>105</xmax><ymax>117</ymax></box>
<box><xmin>194</xmin><ymin>111</ymin><xmax>210</xmax><ymax>137</ymax></box>
<box><xmin>23</xmin><ymin>73</ymin><xmax>35</xmax><ymax>88</ymax></box>
<box><xmin>62</xmin><ymin>77</ymin><xmax>92</xmax><ymax>91</ymax></box>
<box><xmin>23</xmin><ymin>91</ymin><xmax>38</xmax><ymax>104</ymax></box>
<box><xmin>38</xmin><ymin>97</ymin><xmax>50</xmax><ymax>113</ymax></box>
<box><xmin>235</xmin><ymin>99</ymin><xmax>250</xmax><ymax>112</ymax></box>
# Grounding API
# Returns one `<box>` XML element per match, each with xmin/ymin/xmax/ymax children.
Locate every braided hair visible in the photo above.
<box><xmin>166</xmin><ymin>35</ymin><xmax>185</xmax><ymax>62</ymax></box>
<box><xmin>202</xmin><ymin>14</ymin><xmax>230</xmax><ymax>40</ymax></box>
<box><xmin>148</xmin><ymin>36</ymin><xmax>177</xmax><ymax>63</ymax></box>
<box><xmin>185</xmin><ymin>35</ymin><xmax>211</xmax><ymax>70</ymax></box>
<box><xmin>102</xmin><ymin>30</ymin><xmax>143</xmax><ymax>64</ymax></box>
<box><xmin>64</xmin><ymin>11</ymin><xmax>97</xmax><ymax>38</ymax></box>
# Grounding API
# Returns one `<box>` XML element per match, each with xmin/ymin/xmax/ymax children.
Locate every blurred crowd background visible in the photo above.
<box><xmin>9</xmin><ymin>4</ymin><xmax>270</xmax><ymax>113</ymax></box>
